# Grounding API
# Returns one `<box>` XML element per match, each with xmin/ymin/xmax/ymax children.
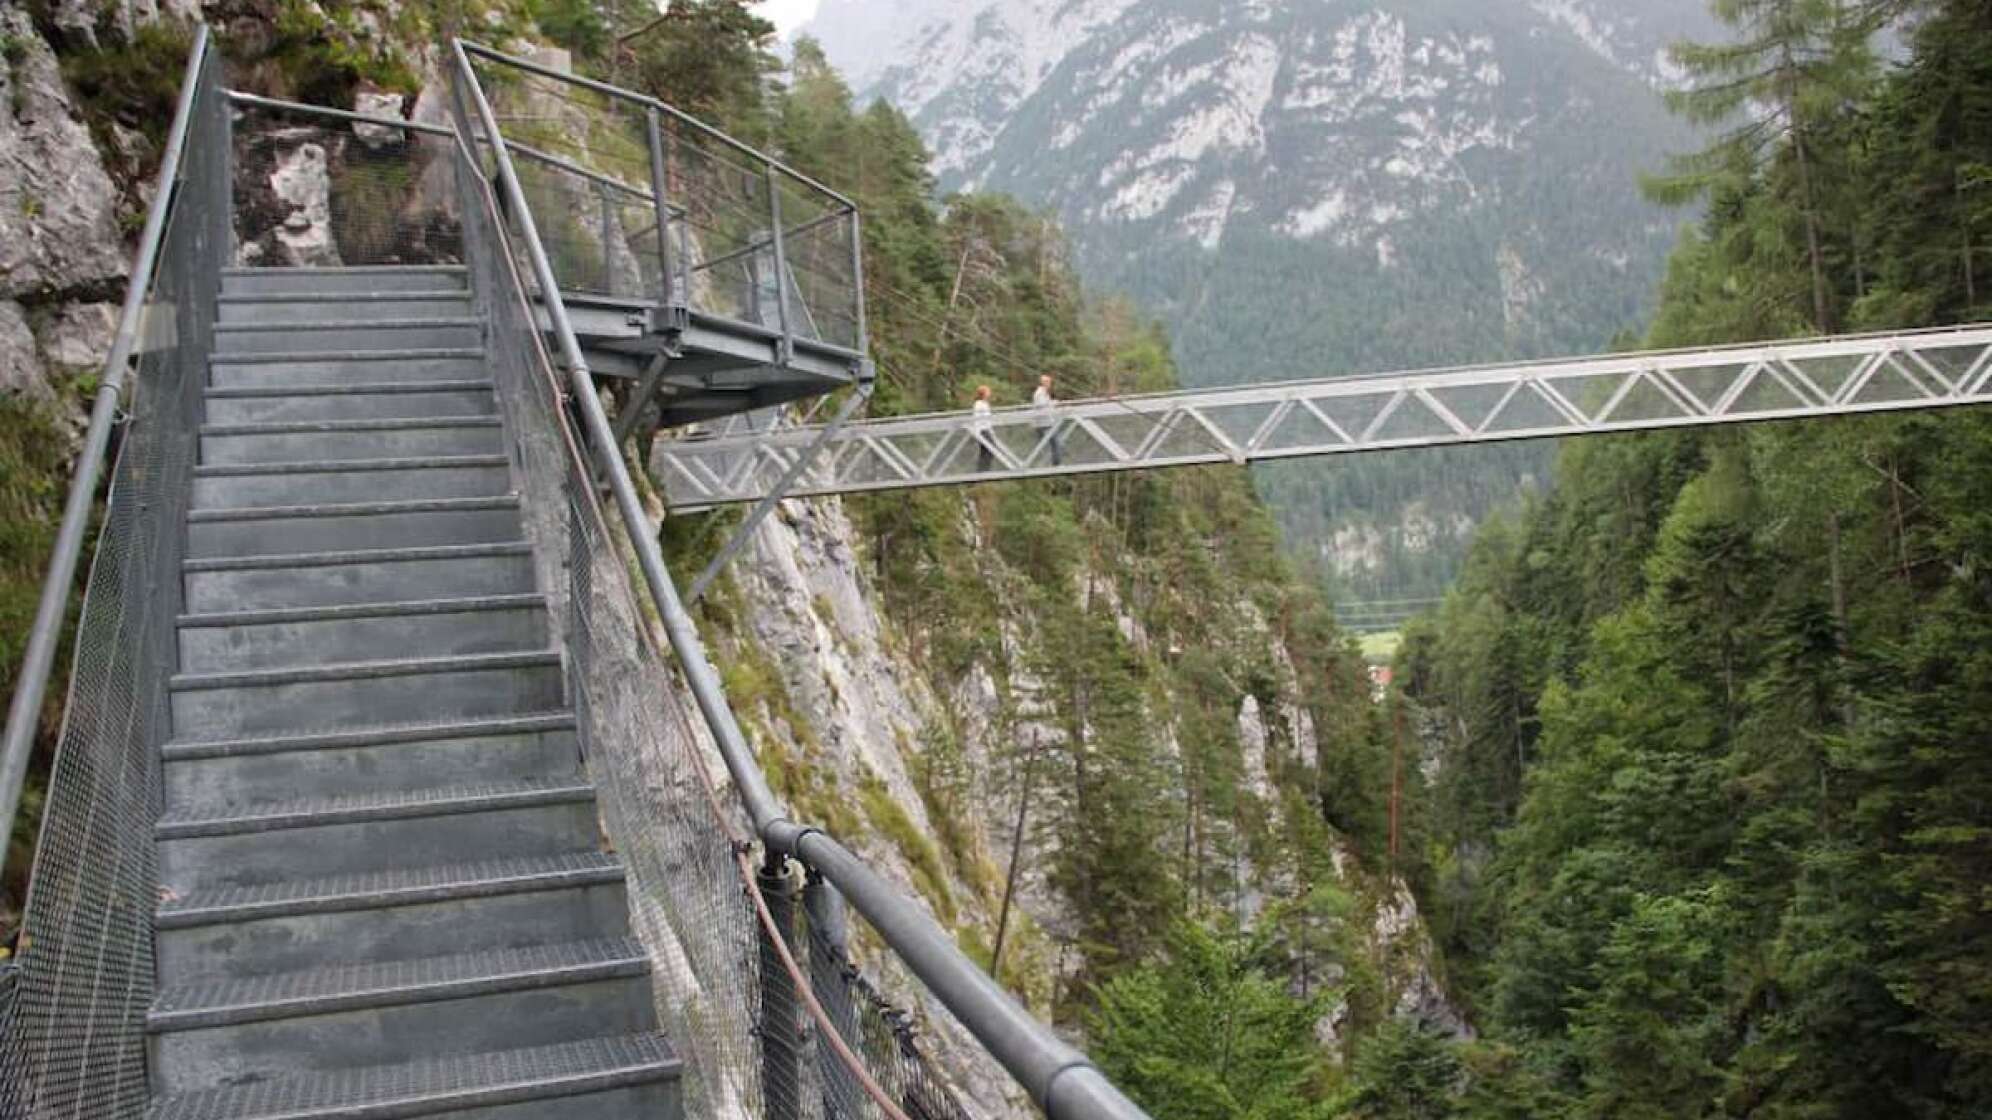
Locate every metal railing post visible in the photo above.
<box><xmin>766</xmin><ymin>165</ymin><xmax>793</xmax><ymax>362</ymax></box>
<box><xmin>646</xmin><ymin>107</ymin><xmax>674</xmax><ymax>307</ymax></box>
<box><xmin>759</xmin><ymin>856</ymin><xmax>803</xmax><ymax>1120</ymax></box>
<box><xmin>849</xmin><ymin>207</ymin><xmax>868</xmax><ymax>356</ymax></box>
<box><xmin>806</xmin><ymin>870</ymin><xmax>865</xmax><ymax>1120</ymax></box>
<box><xmin>598</xmin><ymin>181</ymin><xmax>615</xmax><ymax>294</ymax></box>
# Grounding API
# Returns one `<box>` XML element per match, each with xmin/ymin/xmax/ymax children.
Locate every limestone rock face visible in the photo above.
<box><xmin>257</xmin><ymin>139</ymin><xmax>342</xmax><ymax>267</ymax></box>
<box><xmin>38</xmin><ymin>302</ymin><xmax>119</xmax><ymax>377</ymax></box>
<box><xmin>351</xmin><ymin>90</ymin><xmax>408</xmax><ymax>149</ymax></box>
<box><xmin>0</xmin><ymin>302</ymin><xmax>51</xmax><ymax>404</ymax></box>
<box><xmin>0</xmin><ymin>10</ymin><xmax>128</xmax><ymax>301</ymax></box>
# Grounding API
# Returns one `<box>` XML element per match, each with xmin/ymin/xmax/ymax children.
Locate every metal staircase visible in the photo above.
<box><xmin>146</xmin><ymin>264</ymin><xmax>679</xmax><ymax>1117</ymax></box>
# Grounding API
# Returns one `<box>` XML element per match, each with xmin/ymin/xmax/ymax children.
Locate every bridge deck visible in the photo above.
<box><xmin>649</xmin><ymin>323</ymin><xmax>1992</xmax><ymax>509</ymax></box>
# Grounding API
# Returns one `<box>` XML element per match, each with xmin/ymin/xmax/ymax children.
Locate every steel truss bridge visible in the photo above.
<box><xmin>651</xmin><ymin>324</ymin><xmax>1992</xmax><ymax>510</ymax></box>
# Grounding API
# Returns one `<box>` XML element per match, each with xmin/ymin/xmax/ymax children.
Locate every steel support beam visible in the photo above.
<box><xmin>686</xmin><ymin>382</ymin><xmax>874</xmax><ymax>604</ymax></box>
<box><xmin>652</xmin><ymin>324</ymin><xmax>1992</xmax><ymax>508</ymax></box>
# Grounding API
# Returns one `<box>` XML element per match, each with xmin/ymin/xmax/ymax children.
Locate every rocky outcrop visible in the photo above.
<box><xmin>0</xmin><ymin>303</ymin><xmax>50</xmax><ymax>404</ymax></box>
<box><xmin>708</xmin><ymin>486</ymin><xmax>1475</xmax><ymax>1096</ymax></box>
<box><xmin>0</xmin><ymin>9</ymin><xmax>128</xmax><ymax>304</ymax></box>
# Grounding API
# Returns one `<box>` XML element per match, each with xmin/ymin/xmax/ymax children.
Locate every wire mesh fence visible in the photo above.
<box><xmin>464</xmin><ymin>46</ymin><xmax>863</xmax><ymax>353</ymax></box>
<box><xmin>0</xmin><ymin>42</ymin><xmax>228</xmax><ymax>1120</ymax></box>
<box><xmin>454</xmin><ymin>63</ymin><xmax>976</xmax><ymax>1120</ymax></box>
<box><xmin>229</xmin><ymin>96</ymin><xmax>463</xmax><ymax>269</ymax></box>
<box><xmin>455</xmin><ymin>91</ymin><xmax>767</xmax><ymax>1119</ymax></box>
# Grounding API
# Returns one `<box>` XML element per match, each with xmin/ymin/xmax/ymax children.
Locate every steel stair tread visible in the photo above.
<box><xmin>178</xmin><ymin>593</ymin><xmax>546</xmax><ymax>630</ymax></box>
<box><xmin>154</xmin><ymin>777</ymin><xmax>595</xmax><ymax>840</ymax></box>
<box><xmin>146</xmin><ymin>937</ymin><xmax>650</xmax><ymax>1032</ymax></box>
<box><xmin>201</xmin><ymin>416</ymin><xmax>501</xmax><ymax>436</ymax></box>
<box><xmin>205</xmin><ymin>379</ymin><xmax>495</xmax><ymax>399</ymax></box>
<box><xmin>157</xmin><ymin>852</ymin><xmax>623</xmax><ymax>929</ymax></box>
<box><xmin>216</xmin><ymin>290</ymin><xmax>473</xmax><ymax>304</ymax></box>
<box><xmin>223</xmin><ymin>265</ymin><xmax>468</xmax><ymax>276</ymax></box>
<box><xmin>183</xmin><ymin>541</ymin><xmax>532</xmax><ymax>574</ymax></box>
<box><xmin>159</xmin><ymin>711</ymin><xmax>575</xmax><ymax>763</ymax></box>
<box><xmin>212</xmin><ymin>347</ymin><xmax>484</xmax><ymax>365</ymax></box>
<box><xmin>185</xmin><ymin>495</ymin><xmax>520</xmax><ymax>524</ymax></box>
<box><xmin>193</xmin><ymin>454</ymin><xmax>510</xmax><ymax>478</ymax></box>
<box><xmin>214</xmin><ymin>317</ymin><xmax>483</xmax><ymax>333</ymax></box>
<box><xmin>144</xmin><ymin>1032</ymin><xmax>677</xmax><ymax>1120</ymax></box>
<box><xmin>169</xmin><ymin>649</ymin><xmax>560</xmax><ymax>693</ymax></box>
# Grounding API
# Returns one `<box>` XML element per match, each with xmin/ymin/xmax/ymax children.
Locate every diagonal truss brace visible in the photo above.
<box><xmin>651</xmin><ymin>323</ymin><xmax>1992</xmax><ymax>510</ymax></box>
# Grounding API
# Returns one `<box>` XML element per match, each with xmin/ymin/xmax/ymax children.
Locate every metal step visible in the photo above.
<box><xmin>177</xmin><ymin>594</ymin><xmax>549</xmax><ymax>672</ymax></box>
<box><xmin>213</xmin><ymin>318</ymin><xmax>482</xmax><ymax>355</ymax></box>
<box><xmin>222</xmin><ymin>264</ymin><xmax>470</xmax><ymax>297</ymax></box>
<box><xmin>192</xmin><ymin>455</ymin><xmax>512</xmax><ymax>509</ymax></box>
<box><xmin>145</xmin><ymin>1033</ymin><xmax>679</xmax><ymax>1120</ymax></box>
<box><xmin>146</xmin><ymin>938</ymin><xmax>656</xmax><ymax>1096</ymax></box>
<box><xmin>184</xmin><ymin>496</ymin><xmax>524</xmax><ymax>558</ymax></box>
<box><xmin>168</xmin><ymin>649</ymin><xmax>564</xmax><ymax>740</ymax></box>
<box><xmin>217</xmin><ymin>291</ymin><xmax>474</xmax><ymax>325</ymax></box>
<box><xmin>156</xmin><ymin>852</ymin><xmax>628</xmax><ymax>981</ymax></box>
<box><xmin>203</xmin><ymin>381</ymin><xmax>497</xmax><ymax>424</ymax></box>
<box><xmin>183</xmin><ymin>542</ymin><xmax>538</xmax><ymax>612</ymax></box>
<box><xmin>210</xmin><ymin>349</ymin><xmax>487</xmax><ymax>388</ymax></box>
<box><xmin>162</xmin><ymin>712</ymin><xmax>579</xmax><ymax>817</ymax></box>
<box><xmin>199</xmin><ymin>417</ymin><xmax>504</xmax><ymax>464</ymax></box>
<box><xmin>155</xmin><ymin>778</ymin><xmax>601</xmax><ymax>891</ymax></box>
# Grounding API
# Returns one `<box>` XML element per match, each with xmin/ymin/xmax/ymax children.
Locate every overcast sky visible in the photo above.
<box><xmin>758</xmin><ymin>0</ymin><xmax>821</xmax><ymax>36</ymax></box>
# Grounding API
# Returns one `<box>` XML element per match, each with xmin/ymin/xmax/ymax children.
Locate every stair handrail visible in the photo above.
<box><xmin>448</xmin><ymin>38</ymin><xmax>1149</xmax><ymax>1120</ymax></box>
<box><xmin>457</xmin><ymin>42</ymin><xmax>1147</xmax><ymax>1120</ymax></box>
<box><xmin>0</xmin><ymin>23</ymin><xmax>213</xmax><ymax>887</ymax></box>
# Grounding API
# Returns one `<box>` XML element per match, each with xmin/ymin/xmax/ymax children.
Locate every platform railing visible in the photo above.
<box><xmin>459</xmin><ymin>40</ymin><xmax>866</xmax><ymax>358</ymax></box>
<box><xmin>0</xmin><ymin>26</ymin><xmax>226</xmax><ymax>1118</ymax></box>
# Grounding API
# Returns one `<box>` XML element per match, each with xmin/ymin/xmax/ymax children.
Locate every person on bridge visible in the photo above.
<box><xmin>1032</xmin><ymin>374</ymin><xmax>1062</xmax><ymax>466</ymax></box>
<box><xmin>971</xmin><ymin>384</ymin><xmax>996</xmax><ymax>473</ymax></box>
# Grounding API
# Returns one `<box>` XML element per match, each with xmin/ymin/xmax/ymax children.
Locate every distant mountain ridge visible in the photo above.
<box><xmin>803</xmin><ymin>0</ymin><xmax>1717</xmax><ymax>602</ymax></box>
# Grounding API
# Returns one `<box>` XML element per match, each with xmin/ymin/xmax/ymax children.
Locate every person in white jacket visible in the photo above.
<box><xmin>1031</xmin><ymin>374</ymin><xmax>1061</xmax><ymax>466</ymax></box>
<box><xmin>970</xmin><ymin>384</ymin><xmax>996</xmax><ymax>473</ymax></box>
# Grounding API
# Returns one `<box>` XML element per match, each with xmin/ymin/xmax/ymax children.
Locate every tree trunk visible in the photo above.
<box><xmin>1828</xmin><ymin>512</ymin><xmax>1857</xmax><ymax>730</ymax></box>
<box><xmin>1785</xmin><ymin>52</ymin><xmax>1835</xmax><ymax>333</ymax></box>
<box><xmin>990</xmin><ymin>732</ymin><xmax>1042</xmax><ymax>977</ymax></box>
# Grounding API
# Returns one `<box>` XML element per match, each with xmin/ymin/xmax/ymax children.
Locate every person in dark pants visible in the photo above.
<box><xmin>970</xmin><ymin>384</ymin><xmax>996</xmax><ymax>473</ymax></box>
<box><xmin>1031</xmin><ymin>374</ymin><xmax>1061</xmax><ymax>466</ymax></box>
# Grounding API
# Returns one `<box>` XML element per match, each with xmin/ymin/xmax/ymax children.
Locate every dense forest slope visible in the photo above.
<box><xmin>1398</xmin><ymin>1</ymin><xmax>1992</xmax><ymax>1115</ymax></box>
<box><xmin>805</xmin><ymin>0</ymin><xmax>1716</xmax><ymax>605</ymax></box>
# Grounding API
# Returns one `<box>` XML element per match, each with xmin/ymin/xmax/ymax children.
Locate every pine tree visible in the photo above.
<box><xmin>1647</xmin><ymin>0</ymin><xmax>1881</xmax><ymax>331</ymax></box>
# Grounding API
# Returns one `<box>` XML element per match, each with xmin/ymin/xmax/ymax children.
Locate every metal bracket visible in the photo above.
<box><xmin>613</xmin><ymin>351</ymin><xmax>673</xmax><ymax>446</ymax></box>
<box><xmin>685</xmin><ymin>382</ymin><xmax>874</xmax><ymax>605</ymax></box>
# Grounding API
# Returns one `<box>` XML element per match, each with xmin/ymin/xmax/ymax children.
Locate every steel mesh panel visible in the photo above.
<box><xmin>0</xmin><ymin>49</ymin><xmax>229</xmax><ymax>1120</ymax></box>
<box><xmin>452</xmin><ymin>67</ymin><xmax>974</xmax><ymax>1119</ymax></box>
<box><xmin>453</xmin><ymin>89</ymin><xmax>766</xmax><ymax>1118</ymax></box>
<box><xmin>793</xmin><ymin>895</ymin><xmax>979</xmax><ymax>1120</ymax></box>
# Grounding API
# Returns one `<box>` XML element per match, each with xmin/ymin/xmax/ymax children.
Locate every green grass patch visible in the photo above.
<box><xmin>858</xmin><ymin>770</ymin><xmax>956</xmax><ymax>924</ymax></box>
<box><xmin>1359</xmin><ymin>630</ymin><xmax>1401</xmax><ymax>665</ymax></box>
<box><xmin>0</xmin><ymin>392</ymin><xmax>86</xmax><ymax>918</ymax></box>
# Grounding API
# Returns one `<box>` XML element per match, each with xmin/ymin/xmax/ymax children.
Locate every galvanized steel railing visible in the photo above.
<box><xmin>459</xmin><ymin>40</ymin><xmax>866</xmax><ymax>359</ymax></box>
<box><xmin>450</xmin><ymin>38</ymin><xmax>1149</xmax><ymax>1120</ymax></box>
<box><xmin>0</xmin><ymin>26</ymin><xmax>227</xmax><ymax>1117</ymax></box>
